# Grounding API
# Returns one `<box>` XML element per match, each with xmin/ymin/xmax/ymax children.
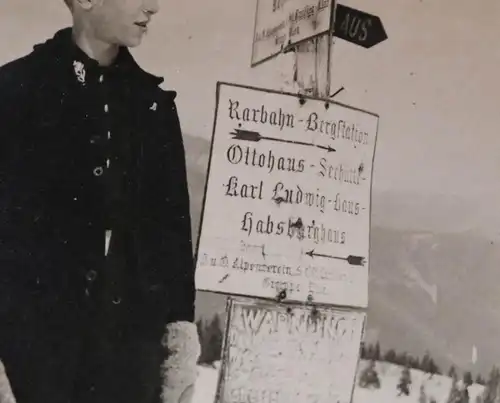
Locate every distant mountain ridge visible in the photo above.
<box><xmin>182</xmin><ymin>133</ymin><xmax>500</xmax><ymax>376</ymax></box>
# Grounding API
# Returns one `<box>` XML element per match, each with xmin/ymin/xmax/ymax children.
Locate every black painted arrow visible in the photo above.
<box><xmin>334</xmin><ymin>4</ymin><xmax>388</xmax><ymax>48</ymax></box>
<box><xmin>230</xmin><ymin>129</ymin><xmax>336</xmax><ymax>152</ymax></box>
<box><xmin>306</xmin><ymin>249</ymin><xmax>366</xmax><ymax>266</ymax></box>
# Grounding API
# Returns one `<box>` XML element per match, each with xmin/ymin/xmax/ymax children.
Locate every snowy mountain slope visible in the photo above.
<box><xmin>192</xmin><ymin>360</ymin><xmax>485</xmax><ymax>403</ymax></box>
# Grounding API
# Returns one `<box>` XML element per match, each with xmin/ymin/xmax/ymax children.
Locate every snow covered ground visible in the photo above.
<box><xmin>192</xmin><ymin>360</ymin><xmax>485</xmax><ymax>403</ymax></box>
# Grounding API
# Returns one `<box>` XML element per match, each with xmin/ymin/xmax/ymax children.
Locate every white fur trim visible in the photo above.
<box><xmin>0</xmin><ymin>360</ymin><xmax>16</xmax><ymax>403</ymax></box>
<box><xmin>160</xmin><ymin>321</ymin><xmax>200</xmax><ymax>403</ymax></box>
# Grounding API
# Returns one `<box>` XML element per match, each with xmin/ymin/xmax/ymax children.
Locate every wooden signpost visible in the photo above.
<box><xmin>293</xmin><ymin>35</ymin><xmax>332</xmax><ymax>97</ymax></box>
<box><xmin>194</xmin><ymin>1</ymin><xmax>385</xmax><ymax>402</ymax></box>
<box><xmin>278</xmin><ymin>1</ymin><xmax>387</xmax><ymax>97</ymax></box>
<box><xmin>195</xmin><ymin>82</ymin><xmax>378</xmax><ymax>402</ymax></box>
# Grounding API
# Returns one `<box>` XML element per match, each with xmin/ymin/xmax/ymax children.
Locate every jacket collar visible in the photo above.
<box><xmin>33</xmin><ymin>27</ymin><xmax>164</xmax><ymax>87</ymax></box>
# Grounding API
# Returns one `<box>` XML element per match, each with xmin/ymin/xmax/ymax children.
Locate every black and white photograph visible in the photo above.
<box><xmin>0</xmin><ymin>1</ymin><xmax>498</xmax><ymax>403</ymax></box>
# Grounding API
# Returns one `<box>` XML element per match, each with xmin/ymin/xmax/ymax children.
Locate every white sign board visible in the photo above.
<box><xmin>251</xmin><ymin>0</ymin><xmax>334</xmax><ymax>66</ymax></box>
<box><xmin>195</xmin><ymin>82</ymin><xmax>378</xmax><ymax>308</ymax></box>
<box><xmin>217</xmin><ymin>298</ymin><xmax>365</xmax><ymax>403</ymax></box>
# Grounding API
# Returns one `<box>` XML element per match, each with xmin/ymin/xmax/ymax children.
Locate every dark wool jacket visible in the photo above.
<box><xmin>0</xmin><ymin>28</ymin><xmax>195</xmax><ymax>403</ymax></box>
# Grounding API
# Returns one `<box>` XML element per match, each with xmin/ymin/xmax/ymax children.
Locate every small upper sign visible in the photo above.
<box><xmin>251</xmin><ymin>0</ymin><xmax>334</xmax><ymax>67</ymax></box>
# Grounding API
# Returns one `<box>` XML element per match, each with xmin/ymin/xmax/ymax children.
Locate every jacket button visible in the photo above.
<box><xmin>93</xmin><ymin>166</ymin><xmax>104</xmax><ymax>176</ymax></box>
<box><xmin>86</xmin><ymin>270</ymin><xmax>97</xmax><ymax>282</ymax></box>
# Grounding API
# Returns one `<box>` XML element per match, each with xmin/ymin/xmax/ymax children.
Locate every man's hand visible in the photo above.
<box><xmin>160</xmin><ymin>321</ymin><xmax>201</xmax><ymax>403</ymax></box>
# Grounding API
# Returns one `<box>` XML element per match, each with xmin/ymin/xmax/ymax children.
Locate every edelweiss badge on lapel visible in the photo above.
<box><xmin>150</xmin><ymin>102</ymin><xmax>157</xmax><ymax>111</ymax></box>
<box><xmin>73</xmin><ymin>60</ymin><xmax>86</xmax><ymax>85</ymax></box>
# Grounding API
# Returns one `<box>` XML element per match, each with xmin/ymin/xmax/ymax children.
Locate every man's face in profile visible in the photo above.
<box><xmin>84</xmin><ymin>0</ymin><xmax>159</xmax><ymax>47</ymax></box>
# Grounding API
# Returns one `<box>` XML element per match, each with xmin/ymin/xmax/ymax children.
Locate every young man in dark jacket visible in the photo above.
<box><xmin>0</xmin><ymin>1</ymin><xmax>200</xmax><ymax>402</ymax></box>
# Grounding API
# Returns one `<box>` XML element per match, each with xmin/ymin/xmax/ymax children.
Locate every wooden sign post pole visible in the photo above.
<box><xmin>292</xmin><ymin>1</ymin><xmax>336</xmax><ymax>98</ymax></box>
<box><xmin>197</xmin><ymin>81</ymin><xmax>378</xmax><ymax>402</ymax></box>
<box><xmin>193</xmin><ymin>2</ymin><xmax>385</xmax><ymax>402</ymax></box>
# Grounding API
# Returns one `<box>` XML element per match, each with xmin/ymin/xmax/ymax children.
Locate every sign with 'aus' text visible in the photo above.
<box><xmin>195</xmin><ymin>82</ymin><xmax>378</xmax><ymax>308</ymax></box>
<box><xmin>216</xmin><ymin>298</ymin><xmax>365</xmax><ymax>403</ymax></box>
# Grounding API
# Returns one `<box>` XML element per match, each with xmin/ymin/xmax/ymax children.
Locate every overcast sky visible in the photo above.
<box><xmin>1</xmin><ymin>0</ymin><xmax>499</xmax><ymax>233</ymax></box>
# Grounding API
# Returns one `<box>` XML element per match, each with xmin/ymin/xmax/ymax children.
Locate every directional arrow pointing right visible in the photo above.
<box><xmin>230</xmin><ymin>129</ymin><xmax>336</xmax><ymax>152</ymax></box>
